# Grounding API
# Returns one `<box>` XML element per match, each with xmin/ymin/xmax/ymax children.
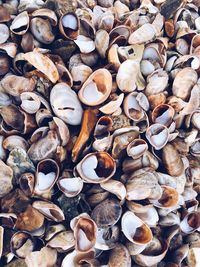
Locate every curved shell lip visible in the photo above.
<box><xmin>78</xmin><ymin>69</ymin><xmax>112</xmax><ymax>106</ymax></box>
<box><xmin>99</xmin><ymin>93</ymin><xmax>124</xmax><ymax>115</ymax></box>
<box><xmin>59</xmin><ymin>12</ymin><xmax>80</xmax><ymax>40</ymax></box>
<box><xmin>152</xmin><ymin>104</ymin><xmax>175</xmax><ymax>126</ymax></box>
<box><xmin>10</xmin><ymin>11</ymin><xmax>29</xmax><ymax>35</ymax></box>
<box><xmin>76</xmin><ymin>152</ymin><xmax>116</xmax><ymax>184</ymax></box>
<box><xmin>127</xmin><ymin>139</ymin><xmax>148</xmax><ymax>159</ymax></box>
<box><xmin>57</xmin><ymin>177</ymin><xmax>83</xmax><ymax>197</ymax></box>
<box><xmin>146</xmin><ymin>123</ymin><xmax>169</xmax><ymax>150</ymax></box>
<box><xmin>31</xmin><ymin>8</ymin><xmax>58</xmax><ymax>26</ymax></box>
<box><xmin>0</xmin><ymin>24</ymin><xmax>9</xmax><ymax>44</ymax></box>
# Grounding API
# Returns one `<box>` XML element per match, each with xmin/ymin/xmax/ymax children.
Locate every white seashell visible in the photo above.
<box><xmin>0</xmin><ymin>24</ymin><xmax>9</xmax><ymax>44</ymax></box>
<box><xmin>20</xmin><ymin>92</ymin><xmax>41</xmax><ymax>114</ymax></box>
<box><xmin>57</xmin><ymin>177</ymin><xmax>83</xmax><ymax>197</ymax></box>
<box><xmin>74</xmin><ymin>35</ymin><xmax>95</xmax><ymax>54</ymax></box>
<box><xmin>99</xmin><ymin>93</ymin><xmax>124</xmax><ymax>114</ymax></box>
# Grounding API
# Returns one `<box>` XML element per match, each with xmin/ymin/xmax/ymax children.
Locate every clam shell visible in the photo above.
<box><xmin>108</xmin><ymin>243</ymin><xmax>131</xmax><ymax>267</ymax></box>
<box><xmin>99</xmin><ymin>93</ymin><xmax>124</xmax><ymax>115</ymax></box>
<box><xmin>100</xmin><ymin>179</ymin><xmax>126</xmax><ymax>203</ymax></box>
<box><xmin>10</xmin><ymin>11</ymin><xmax>29</xmax><ymax>35</ymax></box>
<box><xmin>0</xmin><ymin>24</ymin><xmax>9</xmax><ymax>44</ymax></box>
<box><xmin>146</xmin><ymin>123</ymin><xmax>169</xmax><ymax>150</ymax></box>
<box><xmin>57</xmin><ymin>177</ymin><xmax>83</xmax><ymax>197</ymax></box>
<box><xmin>127</xmin><ymin>139</ymin><xmax>148</xmax><ymax>160</ymax></box>
<box><xmin>47</xmin><ymin>230</ymin><xmax>75</xmax><ymax>252</ymax></box>
<box><xmin>59</xmin><ymin>12</ymin><xmax>79</xmax><ymax>40</ymax></box>
<box><xmin>25</xmin><ymin>247</ymin><xmax>57</xmax><ymax>267</ymax></box>
<box><xmin>0</xmin><ymin>160</ymin><xmax>13</xmax><ymax>198</ymax></box>
<box><xmin>180</xmin><ymin>211</ymin><xmax>200</xmax><ymax>234</ymax></box>
<box><xmin>20</xmin><ymin>92</ymin><xmax>41</xmax><ymax>114</ymax></box>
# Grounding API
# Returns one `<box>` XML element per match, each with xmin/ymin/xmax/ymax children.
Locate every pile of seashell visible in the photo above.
<box><xmin>0</xmin><ymin>0</ymin><xmax>200</xmax><ymax>266</ymax></box>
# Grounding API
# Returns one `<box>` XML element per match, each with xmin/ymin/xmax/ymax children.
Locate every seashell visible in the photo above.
<box><xmin>100</xmin><ymin>179</ymin><xmax>126</xmax><ymax>203</ymax></box>
<box><xmin>145</xmin><ymin>69</ymin><xmax>169</xmax><ymax>96</ymax></box>
<box><xmin>150</xmin><ymin>185</ymin><xmax>179</xmax><ymax>209</ymax></box>
<box><xmin>152</xmin><ymin>104</ymin><xmax>175</xmax><ymax>126</ymax></box>
<box><xmin>11</xmin><ymin>231</ymin><xmax>35</xmax><ymax>258</ymax></box>
<box><xmin>143</xmin><ymin>43</ymin><xmax>167</xmax><ymax>68</ymax></box>
<box><xmin>25</xmin><ymin>247</ymin><xmax>57</xmax><ymax>267</ymax></box>
<box><xmin>20</xmin><ymin>92</ymin><xmax>41</xmax><ymax>114</ymax></box>
<box><xmin>180</xmin><ymin>211</ymin><xmax>200</xmax><ymax>234</ymax></box>
<box><xmin>126</xmin><ymin>169</ymin><xmax>162</xmax><ymax>200</ymax></box>
<box><xmin>34</xmin><ymin>159</ymin><xmax>59</xmax><ymax>197</ymax></box>
<box><xmin>57</xmin><ymin>177</ymin><xmax>83</xmax><ymax>197</ymax></box>
<box><xmin>0</xmin><ymin>24</ymin><xmax>9</xmax><ymax>44</ymax></box>
<box><xmin>95</xmin><ymin>29</ymin><xmax>109</xmax><ymax>58</ymax></box>
<box><xmin>95</xmin><ymin>225</ymin><xmax>119</xmax><ymax>251</ymax></box>
<box><xmin>0</xmin><ymin>55</ymin><xmax>10</xmax><ymax>75</ymax></box>
<box><xmin>126</xmin><ymin>201</ymin><xmax>159</xmax><ymax>227</ymax></box>
<box><xmin>50</xmin><ymin>117</ymin><xmax>70</xmax><ymax>146</ymax></box>
<box><xmin>59</xmin><ymin>12</ymin><xmax>80</xmax><ymax>40</ymax></box>
<box><xmin>10</xmin><ymin>11</ymin><xmax>29</xmax><ymax>35</ymax></box>
<box><xmin>99</xmin><ymin>93</ymin><xmax>124</xmax><ymax>115</ymax></box>
<box><xmin>172</xmin><ymin>67</ymin><xmax>198</xmax><ymax>101</ymax></box>
<box><xmin>15</xmin><ymin>205</ymin><xmax>44</xmax><ymax>231</ymax></box>
<box><xmin>24</xmin><ymin>51</ymin><xmax>59</xmax><ymax>83</ymax></box>
<box><xmin>50</xmin><ymin>83</ymin><xmax>83</xmax><ymax>125</ymax></box>
<box><xmin>31</xmin><ymin>8</ymin><xmax>58</xmax><ymax>26</ymax></box>
<box><xmin>140</xmin><ymin>60</ymin><xmax>155</xmax><ymax>77</ymax></box>
<box><xmin>0</xmin><ymin>42</ymin><xmax>17</xmax><ymax>58</ymax></box>
<box><xmin>70</xmin><ymin>213</ymin><xmax>97</xmax><ymax>253</ymax></box>
<box><xmin>32</xmin><ymin>200</ymin><xmax>65</xmax><ymax>222</ymax></box>
<box><xmin>71</xmin><ymin>64</ymin><xmax>92</xmax><ymax>90</ymax></box>
<box><xmin>47</xmin><ymin>230</ymin><xmax>75</xmax><ymax>252</ymax></box>
<box><xmin>30</xmin><ymin>17</ymin><xmax>54</xmax><ymax>44</ymax></box>
<box><xmin>98</xmin><ymin>0</ymin><xmax>114</xmax><ymax>7</ymax></box>
<box><xmin>121</xmin><ymin>211</ymin><xmax>153</xmax><ymax>245</ymax></box>
<box><xmin>55</xmin><ymin>63</ymin><xmax>73</xmax><ymax>86</ymax></box>
<box><xmin>18</xmin><ymin>0</ymin><xmax>45</xmax><ymax>12</ymax></box>
<box><xmin>116</xmin><ymin>59</ymin><xmax>145</xmax><ymax>93</ymax></box>
<box><xmin>87</xmin><ymin>191</ymin><xmax>109</xmax><ymax>207</ymax></box>
<box><xmin>146</xmin><ymin>123</ymin><xmax>169</xmax><ymax>150</ymax></box>
<box><xmin>133</xmin><ymin>238</ymin><xmax>168</xmax><ymax>266</ymax></box>
<box><xmin>76</xmin><ymin>152</ymin><xmax>116</xmax><ymax>183</ymax></box>
<box><xmin>176</xmin><ymin>38</ymin><xmax>189</xmax><ymax>55</ymax></box>
<box><xmin>162</xmin><ymin>143</ymin><xmax>184</xmax><ymax>176</ymax></box>
<box><xmin>19</xmin><ymin>173</ymin><xmax>35</xmax><ymax>197</ymax></box>
<box><xmin>91</xmin><ymin>198</ymin><xmax>122</xmax><ymax>228</ymax></box>
<box><xmin>78</xmin><ymin>69</ymin><xmax>112</xmax><ymax>106</ymax></box>
<box><xmin>159</xmin><ymin>212</ymin><xmax>180</xmax><ymax>227</ymax></box>
<box><xmin>127</xmin><ymin>139</ymin><xmax>148</xmax><ymax>160</ymax></box>
<box><xmin>123</xmin><ymin>92</ymin><xmax>145</xmax><ymax>121</ymax></box>
<box><xmin>108</xmin><ymin>44</ymin><xmax>121</xmax><ymax>71</ymax></box>
<box><xmin>0</xmin><ymin>160</ymin><xmax>13</xmax><ymax>197</ymax></box>
<box><xmin>3</xmin><ymin>135</ymin><xmax>29</xmax><ymax>152</ymax></box>
<box><xmin>164</xmin><ymin>19</ymin><xmax>175</xmax><ymax>37</ymax></box>
<box><xmin>28</xmin><ymin>130</ymin><xmax>60</xmax><ymax>162</ymax></box>
<box><xmin>74</xmin><ymin>35</ymin><xmax>95</xmax><ymax>54</ymax></box>
<box><xmin>191</xmin><ymin>109</ymin><xmax>200</xmax><ymax>130</ymax></box>
<box><xmin>61</xmin><ymin>250</ymin><xmax>96</xmax><ymax>267</ymax></box>
<box><xmin>108</xmin><ymin>243</ymin><xmax>131</xmax><ymax>267</ymax></box>
<box><xmin>1</xmin><ymin>75</ymin><xmax>36</xmax><ymax>97</ymax></box>
<box><xmin>186</xmin><ymin>247</ymin><xmax>200</xmax><ymax>267</ymax></box>
<box><xmin>21</xmin><ymin>32</ymin><xmax>35</xmax><ymax>53</ymax></box>
<box><xmin>45</xmin><ymin>224</ymin><xmax>65</xmax><ymax>241</ymax></box>
<box><xmin>72</xmin><ymin>109</ymin><xmax>98</xmax><ymax>162</ymax></box>
<box><xmin>118</xmin><ymin>44</ymin><xmax>144</xmax><ymax>62</ymax></box>
<box><xmin>0</xmin><ymin>6</ymin><xmax>11</xmax><ymax>22</ymax></box>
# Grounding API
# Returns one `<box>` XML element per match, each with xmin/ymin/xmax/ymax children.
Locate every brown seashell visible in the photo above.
<box><xmin>148</xmin><ymin>93</ymin><xmax>167</xmax><ymax>110</ymax></box>
<box><xmin>152</xmin><ymin>104</ymin><xmax>175</xmax><ymax>126</ymax></box>
<box><xmin>123</xmin><ymin>92</ymin><xmax>145</xmax><ymax>121</ymax></box>
<box><xmin>10</xmin><ymin>11</ymin><xmax>29</xmax><ymax>35</ymax></box>
<box><xmin>70</xmin><ymin>213</ymin><xmax>97</xmax><ymax>252</ymax></box>
<box><xmin>19</xmin><ymin>173</ymin><xmax>35</xmax><ymax>197</ymax></box>
<box><xmin>72</xmin><ymin>109</ymin><xmax>98</xmax><ymax>162</ymax></box>
<box><xmin>21</xmin><ymin>33</ymin><xmax>35</xmax><ymax>53</ymax></box>
<box><xmin>162</xmin><ymin>143</ymin><xmax>184</xmax><ymax>176</ymax></box>
<box><xmin>78</xmin><ymin>69</ymin><xmax>112</xmax><ymax>106</ymax></box>
<box><xmin>108</xmin><ymin>243</ymin><xmax>131</xmax><ymax>267</ymax></box>
<box><xmin>59</xmin><ymin>12</ymin><xmax>80</xmax><ymax>40</ymax></box>
<box><xmin>0</xmin><ymin>6</ymin><xmax>11</xmax><ymax>22</ymax></box>
<box><xmin>164</xmin><ymin>19</ymin><xmax>175</xmax><ymax>37</ymax></box>
<box><xmin>0</xmin><ymin>55</ymin><xmax>10</xmax><ymax>75</ymax></box>
<box><xmin>25</xmin><ymin>247</ymin><xmax>57</xmax><ymax>267</ymax></box>
<box><xmin>76</xmin><ymin>152</ymin><xmax>116</xmax><ymax>183</ymax></box>
<box><xmin>15</xmin><ymin>205</ymin><xmax>44</xmax><ymax>231</ymax></box>
<box><xmin>91</xmin><ymin>198</ymin><xmax>122</xmax><ymax>228</ymax></box>
<box><xmin>180</xmin><ymin>211</ymin><xmax>200</xmax><ymax>234</ymax></box>
<box><xmin>31</xmin><ymin>8</ymin><xmax>58</xmax><ymax>26</ymax></box>
<box><xmin>30</xmin><ymin>17</ymin><xmax>55</xmax><ymax>44</ymax></box>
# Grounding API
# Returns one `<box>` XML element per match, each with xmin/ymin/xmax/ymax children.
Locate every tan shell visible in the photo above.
<box><xmin>57</xmin><ymin>177</ymin><xmax>83</xmax><ymax>197</ymax></box>
<box><xmin>25</xmin><ymin>247</ymin><xmax>57</xmax><ymax>267</ymax></box>
<box><xmin>108</xmin><ymin>243</ymin><xmax>131</xmax><ymax>267</ymax></box>
<box><xmin>59</xmin><ymin>12</ymin><xmax>80</xmax><ymax>40</ymax></box>
<box><xmin>76</xmin><ymin>152</ymin><xmax>116</xmax><ymax>183</ymax></box>
<box><xmin>127</xmin><ymin>139</ymin><xmax>148</xmax><ymax>159</ymax></box>
<box><xmin>99</xmin><ymin>93</ymin><xmax>124</xmax><ymax>115</ymax></box>
<box><xmin>0</xmin><ymin>160</ymin><xmax>13</xmax><ymax>197</ymax></box>
<box><xmin>0</xmin><ymin>42</ymin><xmax>17</xmax><ymax>58</ymax></box>
<box><xmin>78</xmin><ymin>69</ymin><xmax>112</xmax><ymax>106</ymax></box>
<box><xmin>70</xmin><ymin>213</ymin><xmax>97</xmax><ymax>252</ymax></box>
<box><xmin>123</xmin><ymin>92</ymin><xmax>145</xmax><ymax>121</ymax></box>
<box><xmin>116</xmin><ymin>59</ymin><xmax>145</xmax><ymax>92</ymax></box>
<box><xmin>71</xmin><ymin>64</ymin><xmax>92</xmax><ymax>90</ymax></box>
<box><xmin>100</xmin><ymin>179</ymin><xmax>126</xmax><ymax>203</ymax></box>
<box><xmin>11</xmin><ymin>231</ymin><xmax>35</xmax><ymax>258</ymax></box>
<box><xmin>24</xmin><ymin>51</ymin><xmax>59</xmax><ymax>83</ymax></box>
<box><xmin>162</xmin><ymin>143</ymin><xmax>184</xmax><ymax>176</ymax></box>
<box><xmin>31</xmin><ymin>8</ymin><xmax>58</xmax><ymax>26</ymax></box>
<box><xmin>50</xmin><ymin>83</ymin><xmax>83</xmax><ymax>125</ymax></box>
<box><xmin>47</xmin><ymin>230</ymin><xmax>75</xmax><ymax>252</ymax></box>
<box><xmin>20</xmin><ymin>92</ymin><xmax>41</xmax><ymax>114</ymax></box>
<box><xmin>146</xmin><ymin>123</ymin><xmax>169</xmax><ymax>150</ymax></box>
<box><xmin>145</xmin><ymin>69</ymin><xmax>169</xmax><ymax>96</ymax></box>
<box><xmin>172</xmin><ymin>68</ymin><xmax>198</xmax><ymax>101</ymax></box>
<box><xmin>121</xmin><ymin>211</ymin><xmax>153</xmax><ymax>245</ymax></box>
<box><xmin>152</xmin><ymin>104</ymin><xmax>175</xmax><ymax>126</ymax></box>
<box><xmin>10</xmin><ymin>11</ymin><xmax>29</xmax><ymax>35</ymax></box>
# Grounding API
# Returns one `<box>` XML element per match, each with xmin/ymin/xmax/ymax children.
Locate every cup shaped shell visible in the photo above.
<box><xmin>152</xmin><ymin>104</ymin><xmax>175</xmax><ymax>126</ymax></box>
<box><xmin>127</xmin><ymin>139</ymin><xmax>148</xmax><ymax>159</ymax></box>
<box><xmin>95</xmin><ymin>225</ymin><xmax>119</xmax><ymax>251</ymax></box>
<box><xmin>150</xmin><ymin>186</ymin><xmax>179</xmax><ymax>209</ymax></box>
<box><xmin>145</xmin><ymin>69</ymin><xmax>169</xmax><ymax>96</ymax></box>
<box><xmin>108</xmin><ymin>243</ymin><xmax>131</xmax><ymax>267</ymax></box>
<box><xmin>162</xmin><ymin>143</ymin><xmax>184</xmax><ymax>176</ymax></box>
<box><xmin>31</xmin><ymin>8</ymin><xmax>58</xmax><ymax>26</ymax></box>
<box><xmin>11</xmin><ymin>231</ymin><xmax>35</xmax><ymax>259</ymax></box>
<box><xmin>34</xmin><ymin>159</ymin><xmax>59</xmax><ymax>196</ymax></box>
<box><xmin>91</xmin><ymin>198</ymin><xmax>122</xmax><ymax>228</ymax></box>
<box><xmin>20</xmin><ymin>92</ymin><xmax>41</xmax><ymax>114</ymax></box>
<box><xmin>70</xmin><ymin>214</ymin><xmax>97</xmax><ymax>253</ymax></box>
<box><xmin>10</xmin><ymin>11</ymin><xmax>29</xmax><ymax>35</ymax></box>
<box><xmin>123</xmin><ymin>92</ymin><xmax>145</xmax><ymax>121</ymax></box>
<box><xmin>76</xmin><ymin>152</ymin><xmax>116</xmax><ymax>183</ymax></box>
<box><xmin>146</xmin><ymin>123</ymin><xmax>169</xmax><ymax>150</ymax></box>
<box><xmin>121</xmin><ymin>211</ymin><xmax>153</xmax><ymax>245</ymax></box>
<box><xmin>25</xmin><ymin>247</ymin><xmax>57</xmax><ymax>267</ymax></box>
<box><xmin>99</xmin><ymin>93</ymin><xmax>124</xmax><ymax>115</ymax></box>
<box><xmin>172</xmin><ymin>68</ymin><xmax>198</xmax><ymax>101</ymax></box>
<box><xmin>180</xmin><ymin>211</ymin><xmax>200</xmax><ymax>234</ymax></box>
<box><xmin>78</xmin><ymin>69</ymin><xmax>112</xmax><ymax>106</ymax></box>
<box><xmin>50</xmin><ymin>83</ymin><xmax>83</xmax><ymax>125</ymax></box>
<box><xmin>59</xmin><ymin>12</ymin><xmax>79</xmax><ymax>40</ymax></box>
<box><xmin>128</xmin><ymin>23</ymin><xmax>157</xmax><ymax>45</ymax></box>
<box><xmin>57</xmin><ymin>177</ymin><xmax>83</xmax><ymax>197</ymax></box>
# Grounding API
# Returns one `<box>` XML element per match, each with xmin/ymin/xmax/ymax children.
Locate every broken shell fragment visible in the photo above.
<box><xmin>152</xmin><ymin>104</ymin><xmax>175</xmax><ymax>126</ymax></box>
<box><xmin>121</xmin><ymin>211</ymin><xmax>153</xmax><ymax>245</ymax></box>
<box><xmin>180</xmin><ymin>211</ymin><xmax>200</xmax><ymax>234</ymax></box>
<box><xmin>25</xmin><ymin>247</ymin><xmax>57</xmax><ymax>267</ymax></box>
<box><xmin>99</xmin><ymin>93</ymin><xmax>124</xmax><ymax>115</ymax></box>
<box><xmin>123</xmin><ymin>92</ymin><xmax>145</xmax><ymax>121</ymax></box>
<box><xmin>146</xmin><ymin>123</ymin><xmax>169</xmax><ymax>150</ymax></box>
<box><xmin>78</xmin><ymin>69</ymin><xmax>112</xmax><ymax>106</ymax></box>
<box><xmin>100</xmin><ymin>179</ymin><xmax>126</xmax><ymax>203</ymax></box>
<box><xmin>50</xmin><ymin>83</ymin><xmax>83</xmax><ymax>125</ymax></box>
<box><xmin>59</xmin><ymin>12</ymin><xmax>80</xmax><ymax>40</ymax></box>
<box><xmin>0</xmin><ymin>24</ymin><xmax>9</xmax><ymax>44</ymax></box>
<box><xmin>11</xmin><ymin>231</ymin><xmax>35</xmax><ymax>258</ymax></box>
<box><xmin>76</xmin><ymin>152</ymin><xmax>116</xmax><ymax>183</ymax></box>
<box><xmin>70</xmin><ymin>213</ymin><xmax>97</xmax><ymax>252</ymax></box>
<box><xmin>127</xmin><ymin>139</ymin><xmax>148</xmax><ymax>159</ymax></box>
<box><xmin>57</xmin><ymin>177</ymin><xmax>83</xmax><ymax>197</ymax></box>
<box><xmin>0</xmin><ymin>160</ymin><xmax>13</xmax><ymax>197</ymax></box>
<box><xmin>108</xmin><ymin>243</ymin><xmax>131</xmax><ymax>267</ymax></box>
<box><xmin>10</xmin><ymin>11</ymin><xmax>29</xmax><ymax>35</ymax></box>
